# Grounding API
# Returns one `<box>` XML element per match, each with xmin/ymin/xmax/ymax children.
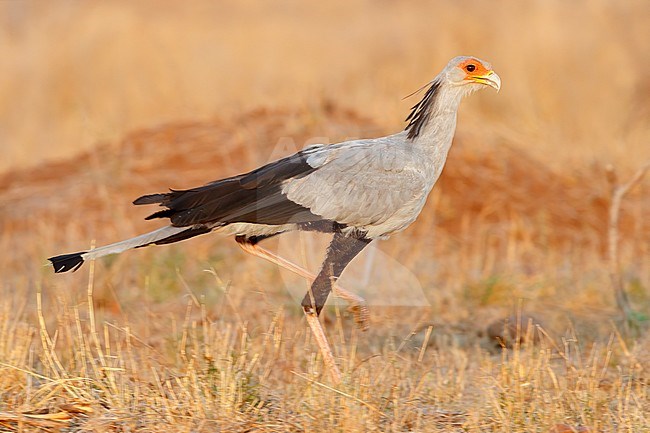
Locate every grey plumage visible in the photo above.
<box><xmin>48</xmin><ymin>56</ymin><xmax>500</xmax><ymax>382</ymax></box>
<box><xmin>48</xmin><ymin>55</ymin><xmax>501</xmax><ymax>308</ymax></box>
<box><xmin>282</xmin><ymin>135</ymin><xmax>431</xmax><ymax>238</ymax></box>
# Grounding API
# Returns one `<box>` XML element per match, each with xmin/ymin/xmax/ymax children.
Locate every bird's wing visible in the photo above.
<box><xmin>134</xmin><ymin>137</ymin><xmax>429</xmax><ymax>231</ymax></box>
<box><xmin>134</xmin><ymin>146</ymin><xmax>329</xmax><ymax>226</ymax></box>
<box><xmin>282</xmin><ymin>139</ymin><xmax>429</xmax><ymax>229</ymax></box>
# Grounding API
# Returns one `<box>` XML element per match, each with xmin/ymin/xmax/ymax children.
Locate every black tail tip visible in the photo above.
<box><xmin>48</xmin><ymin>252</ymin><xmax>87</xmax><ymax>273</ymax></box>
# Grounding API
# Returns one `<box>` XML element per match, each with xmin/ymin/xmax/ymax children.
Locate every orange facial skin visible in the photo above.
<box><xmin>457</xmin><ymin>57</ymin><xmax>500</xmax><ymax>91</ymax></box>
<box><xmin>458</xmin><ymin>58</ymin><xmax>493</xmax><ymax>79</ymax></box>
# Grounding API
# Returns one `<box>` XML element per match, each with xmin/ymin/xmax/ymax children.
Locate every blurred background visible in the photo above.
<box><xmin>0</xmin><ymin>1</ymin><xmax>649</xmax><ymax>429</ymax></box>
<box><xmin>1</xmin><ymin>0</ymin><xmax>649</xmax><ymax>172</ymax></box>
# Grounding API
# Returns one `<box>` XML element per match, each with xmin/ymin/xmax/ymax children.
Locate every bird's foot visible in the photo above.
<box><xmin>331</xmin><ymin>286</ymin><xmax>369</xmax><ymax>331</ymax></box>
<box><xmin>346</xmin><ymin>303</ymin><xmax>370</xmax><ymax>332</ymax></box>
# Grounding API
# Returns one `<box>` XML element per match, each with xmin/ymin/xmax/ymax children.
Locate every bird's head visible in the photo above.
<box><xmin>443</xmin><ymin>56</ymin><xmax>501</xmax><ymax>93</ymax></box>
<box><xmin>404</xmin><ymin>56</ymin><xmax>500</xmax><ymax>139</ymax></box>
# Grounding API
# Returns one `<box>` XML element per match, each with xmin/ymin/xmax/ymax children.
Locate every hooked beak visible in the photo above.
<box><xmin>471</xmin><ymin>70</ymin><xmax>501</xmax><ymax>92</ymax></box>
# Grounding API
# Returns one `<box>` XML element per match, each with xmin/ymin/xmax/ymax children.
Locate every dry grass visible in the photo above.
<box><xmin>1</xmin><ymin>1</ymin><xmax>649</xmax><ymax>432</ymax></box>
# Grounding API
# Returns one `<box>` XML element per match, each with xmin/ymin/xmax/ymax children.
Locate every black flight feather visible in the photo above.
<box><xmin>133</xmin><ymin>226</ymin><xmax>213</xmax><ymax>247</ymax></box>
<box><xmin>133</xmin><ymin>193</ymin><xmax>168</xmax><ymax>205</ymax></box>
<box><xmin>133</xmin><ymin>148</ymin><xmax>323</xmax><ymax>227</ymax></box>
<box><xmin>239</xmin><ymin>151</ymin><xmax>315</xmax><ymax>189</ymax></box>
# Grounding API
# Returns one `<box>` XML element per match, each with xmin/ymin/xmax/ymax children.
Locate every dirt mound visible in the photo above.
<box><xmin>1</xmin><ymin>105</ymin><xmax>647</xmax><ymax>254</ymax></box>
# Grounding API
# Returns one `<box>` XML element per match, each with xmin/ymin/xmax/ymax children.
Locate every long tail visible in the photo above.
<box><xmin>48</xmin><ymin>225</ymin><xmax>209</xmax><ymax>273</ymax></box>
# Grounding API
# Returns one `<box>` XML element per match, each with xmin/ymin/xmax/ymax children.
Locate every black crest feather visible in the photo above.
<box><xmin>404</xmin><ymin>80</ymin><xmax>441</xmax><ymax>140</ymax></box>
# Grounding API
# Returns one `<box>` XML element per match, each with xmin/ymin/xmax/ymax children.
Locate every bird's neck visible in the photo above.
<box><xmin>400</xmin><ymin>83</ymin><xmax>468</xmax><ymax>184</ymax></box>
<box><xmin>404</xmin><ymin>80</ymin><xmax>465</xmax><ymax>145</ymax></box>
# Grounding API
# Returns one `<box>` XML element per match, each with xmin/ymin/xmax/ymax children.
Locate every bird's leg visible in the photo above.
<box><xmin>300</xmin><ymin>232</ymin><xmax>371</xmax><ymax>382</ymax></box>
<box><xmin>235</xmin><ymin>235</ymin><xmax>343</xmax><ymax>382</ymax></box>
<box><xmin>301</xmin><ymin>232</ymin><xmax>371</xmax><ymax>316</ymax></box>
<box><xmin>235</xmin><ymin>233</ymin><xmax>371</xmax><ymax>383</ymax></box>
<box><xmin>235</xmin><ymin>235</ymin><xmax>370</xmax><ymax>331</ymax></box>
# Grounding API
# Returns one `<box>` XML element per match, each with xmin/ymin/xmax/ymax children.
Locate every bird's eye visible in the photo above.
<box><xmin>466</xmin><ymin>64</ymin><xmax>476</xmax><ymax>72</ymax></box>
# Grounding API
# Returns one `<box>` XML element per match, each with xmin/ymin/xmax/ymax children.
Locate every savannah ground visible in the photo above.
<box><xmin>0</xmin><ymin>1</ymin><xmax>649</xmax><ymax>431</ymax></box>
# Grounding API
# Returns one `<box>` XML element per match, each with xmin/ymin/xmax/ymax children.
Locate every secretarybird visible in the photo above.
<box><xmin>49</xmin><ymin>56</ymin><xmax>500</xmax><ymax>382</ymax></box>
